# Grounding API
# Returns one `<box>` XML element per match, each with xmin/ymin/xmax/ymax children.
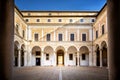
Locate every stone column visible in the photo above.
<box><xmin>18</xmin><ymin>49</ymin><xmax>21</xmax><ymax>67</ymax></box>
<box><xmin>77</xmin><ymin>29</ymin><xmax>80</xmax><ymax>41</ymax></box>
<box><xmin>0</xmin><ymin>0</ymin><xmax>14</xmax><ymax>80</ymax></box>
<box><xmin>77</xmin><ymin>51</ymin><xmax>79</xmax><ymax>66</ymax></box>
<box><xmin>66</xmin><ymin>28</ymin><xmax>68</xmax><ymax>41</ymax></box>
<box><xmin>41</xmin><ymin>50</ymin><xmax>44</xmax><ymax>66</ymax></box>
<box><xmin>53</xmin><ymin>51</ymin><xmax>56</xmax><ymax>66</ymax></box>
<box><xmin>42</xmin><ymin>28</ymin><xmax>44</xmax><ymax>41</ymax></box>
<box><xmin>100</xmin><ymin>49</ymin><xmax>102</xmax><ymax>67</ymax></box>
<box><xmin>54</xmin><ymin>28</ymin><xmax>56</xmax><ymax>41</ymax></box>
<box><xmin>24</xmin><ymin>50</ymin><xmax>27</xmax><ymax>66</ymax></box>
<box><xmin>65</xmin><ymin>51</ymin><xmax>68</xmax><ymax>66</ymax></box>
<box><xmin>107</xmin><ymin>0</ymin><xmax>120</xmax><ymax>80</ymax></box>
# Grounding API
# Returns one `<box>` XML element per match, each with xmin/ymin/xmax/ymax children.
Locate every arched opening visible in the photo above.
<box><xmin>101</xmin><ymin>41</ymin><xmax>108</xmax><ymax>67</ymax></box>
<box><xmin>44</xmin><ymin>46</ymin><xmax>54</xmax><ymax>66</ymax></box>
<box><xmin>32</xmin><ymin>46</ymin><xmax>41</xmax><ymax>66</ymax></box>
<box><xmin>79</xmin><ymin>46</ymin><xmax>89</xmax><ymax>66</ymax></box>
<box><xmin>96</xmin><ymin>45</ymin><xmax>100</xmax><ymax>66</ymax></box>
<box><xmin>67</xmin><ymin>46</ymin><xmax>77</xmax><ymax>66</ymax></box>
<box><xmin>57</xmin><ymin>50</ymin><xmax>64</xmax><ymax>66</ymax></box>
<box><xmin>14</xmin><ymin>41</ymin><xmax>19</xmax><ymax>67</ymax></box>
<box><xmin>21</xmin><ymin>44</ymin><xmax>25</xmax><ymax>66</ymax></box>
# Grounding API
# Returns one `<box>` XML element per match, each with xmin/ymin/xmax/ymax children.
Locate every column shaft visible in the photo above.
<box><xmin>0</xmin><ymin>0</ymin><xmax>14</xmax><ymax>80</ymax></box>
<box><xmin>18</xmin><ymin>49</ymin><xmax>21</xmax><ymax>67</ymax></box>
<box><xmin>100</xmin><ymin>49</ymin><xmax>102</xmax><ymax>67</ymax></box>
<box><xmin>107</xmin><ymin>0</ymin><xmax>120</xmax><ymax>80</ymax></box>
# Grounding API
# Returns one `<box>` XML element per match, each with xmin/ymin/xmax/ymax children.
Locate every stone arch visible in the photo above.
<box><xmin>101</xmin><ymin>41</ymin><xmax>108</xmax><ymax>67</ymax></box>
<box><xmin>67</xmin><ymin>46</ymin><xmax>77</xmax><ymax>66</ymax></box>
<box><xmin>44</xmin><ymin>46</ymin><xmax>54</xmax><ymax>66</ymax></box>
<box><xmin>14</xmin><ymin>41</ymin><xmax>20</xmax><ymax>67</ymax></box>
<box><xmin>56</xmin><ymin>46</ymin><xmax>65</xmax><ymax>66</ymax></box>
<box><xmin>32</xmin><ymin>46</ymin><xmax>41</xmax><ymax>66</ymax></box>
<box><xmin>79</xmin><ymin>46</ymin><xmax>89</xmax><ymax>66</ymax></box>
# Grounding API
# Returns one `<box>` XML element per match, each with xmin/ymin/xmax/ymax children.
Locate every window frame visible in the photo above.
<box><xmin>82</xmin><ymin>33</ymin><xmax>86</xmax><ymax>41</ymax></box>
<box><xmin>70</xmin><ymin>33</ymin><xmax>74</xmax><ymax>41</ymax></box>
<box><xmin>34</xmin><ymin>33</ymin><xmax>39</xmax><ymax>41</ymax></box>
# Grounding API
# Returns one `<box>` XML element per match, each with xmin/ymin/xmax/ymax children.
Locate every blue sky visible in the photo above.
<box><xmin>15</xmin><ymin>0</ymin><xmax>106</xmax><ymax>11</ymax></box>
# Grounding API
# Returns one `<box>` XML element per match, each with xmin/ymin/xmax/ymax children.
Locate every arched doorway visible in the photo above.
<box><xmin>96</xmin><ymin>45</ymin><xmax>100</xmax><ymax>66</ymax></box>
<box><xmin>68</xmin><ymin>46</ymin><xmax>77</xmax><ymax>66</ymax></box>
<box><xmin>21</xmin><ymin>44</ymin><xmax>25</xmax><ymax>66</ymax></box>
<box><xmin>44</xmin><ymin>46</ymin><xmax>54</xmax><ymax>66</ymax></box>
<box><xmin>14</xmin><ymin>41</ymin><xmax>19</xmax><ymax>67</ymax></box>
<box><xmin>32</xmin><ymin>46</ymin><xmax>41</xmax><ymax>66</ymax></box>
<box><xmin>57</xmin><ymin>50</ymin><xmax>64</xmax><ymax>66</ymax></box>
<box><xmin>101</xmin><ymin>41</ymin><xmax>108</xmax><ymax>67</ymax></box>
<box><xmin>79</xmin><ymin>46</ymin><xmax>89</xmax><ymax>66</ymax></box>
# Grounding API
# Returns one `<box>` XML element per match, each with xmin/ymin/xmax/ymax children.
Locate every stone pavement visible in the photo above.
<box><xmin>13</xmin><ymin>66</ymin><xmax>108</xmax><ymax>80</ymax></box>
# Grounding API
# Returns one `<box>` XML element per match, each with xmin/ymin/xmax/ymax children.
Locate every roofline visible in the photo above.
<box><xmin>21</xmin><ymin>10</ymin><xmax>99</xmax><ymax>13</ymax></box>
<box><xmin>96</xmin><ymin>3</ymin><xmax>107</xmax><ymax>17</ymax></box>
<box><xmin>15</xmin><ymin>5</ymin><xmax>24</xmax><ymax>17</ymax></box>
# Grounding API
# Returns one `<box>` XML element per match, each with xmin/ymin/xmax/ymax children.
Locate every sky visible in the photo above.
<box><xmin>15</xmin><ymin>0</ymin><xmax>106</xmax><ymax>11</ymax></box>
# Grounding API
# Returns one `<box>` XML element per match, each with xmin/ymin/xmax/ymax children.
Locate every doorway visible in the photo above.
<box><xmin>36</xmin><ymin>58</ymin><xmax>41</xmax><ymax>66</ymax></box>
<box><xmin>57</xmin><ymin>50</ymin><xmax>64</xmax><ymax>65</ymax></box>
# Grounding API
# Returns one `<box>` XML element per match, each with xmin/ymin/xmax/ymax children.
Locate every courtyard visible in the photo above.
<box><xmin>13</xmin><ymin>66</ymin><xmax>108</xmax><ymax>80</ymax></box>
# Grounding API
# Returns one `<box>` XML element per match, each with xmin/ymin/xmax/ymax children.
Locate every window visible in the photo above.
<box><xmin>91</xmin><ymin>19</ymin><xmax>95</xmax><ymax>22</ymax></box>
<box><xmin>96</xmin><ymin>31</ymin><xmax>98</xmax><ymax>39</ymax></box>
<box><xmin>48</xmin><ymin>19</ymin><xmax>51</xmax><ymax>22</ymax></box>
<box><xmin>36</xmin><ymin>51</ymin><xmax>41</xmax><ymax>56</ymax></box>
<box><xmin>69</xmin><ymin>19</ymin><xmax>73</xmax><ymax>22</ymax></box>
<box><xmin>70</xmin><ymin>34</ymin><xmax>74</xmax><ymax>41</ymax></box>
<box><xmin>22</xmin><ymin>30</ymin><xmax>25</xmax><ymax>38</ymax></box>
<box><xmin>36</xmin><ymin>19</ymin><xmax>40</xmax><ymax>22</ymax></box>
<box><xmin>16</xmin><ymin>24</ymin><xmax>19</xmax><ymax>33</ymax></box>
<box><xmin>58</xmin><ymin>34</ymin><xmax>63</xmax><ymax>41</ymax></box>
<box><xmin>82</xmin><ymin>54</ymin><xmax>86</xmax><ymax>60</ymax></box>
<box><xmin>102</xmin><ymin>25</ymin><xmax>105</xmax><ymax>35</ymax></box>
<box><xmin>69</xmin><ymin>54</ymin><xmax>73</xmax><ymax>60</ymax></box>
<box><xmin>58</xmin><ymin>19</ymin><xmax>62</xmax><ymax>22</ymax></box>
<box><xmin>47</xmin><ymin>34</ymin><xmax>51</xmax><ymax>41</ymax></box>
<box><xmin>80</xmin><ymin>19</ymin><xmax>84</xmax><ymax>22</ymax></box>
<box><xmin>48</xmin><ymin>13</ymin><xmax>52</xmax><ymax>16</ymax></box>
<box><xmin>46</xmin><ymin>54</ymin><xmax>49</xmax><ymax>60</ymax></box>
<box><xmin>25</xmin><ymin>19</ymin><xmax>29</xmax><ymax>22</ymax></box>
<box><xmin>82</xmin><ymin>33</ymin><xmax>86</xmax><ymax>41</ymax></box>
<box><xmin>28</xmin><ymin>13</ymin><xmax>31</xmax><ymax>16</ymax></box>
<box><xmin>34</xmin><ymin>33</ymin><xmax>38</xmax><ymax>41</ymax></box>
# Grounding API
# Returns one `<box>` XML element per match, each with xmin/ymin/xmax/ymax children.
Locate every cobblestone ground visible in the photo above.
<box><xmin>13</xmin><ymin>66</ymin><xmax>108</xmax><ymax>80</ymax></box>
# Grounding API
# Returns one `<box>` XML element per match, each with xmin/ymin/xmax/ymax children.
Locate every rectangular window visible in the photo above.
<box><xmin>36</xmin><ymin>19</ymin><xmax>40</xmax><ymax>22</ymax></box>
<box><xmin>22</xmin><ymin>30</ymin><xmax>25</xmax><ymax>38</ymax></box>
<box><xmin>91</xmin><ymin>19</ymin><xmax>95</xmax><ymax>22</ymax></box>
<box><xmin>46</xmin><ymin>54</ymin><xmax>49</xmax><ymax>60</ymax></box>
<box><xmin>69</xmin><ymin>54</ymin><xmax>73</xmax><ymax>60</ymax></box>
<box><xmin>25</xmin><ymin>19</ymin><xmax>29</xmax><ymax>22</ymax></box>
<box><xmin>96</xmin><ymin>31</ymin><xmax>98</xmax><ymax>38</ymax></box>
<box><xmin>70</xmin><ymin>19</ymin><xmax>73</xmax><ymax>22</ymax></box>
<box><xmin>82</xmin><ymin>54</ymin><xmax>86</xmax><ymax>60</ymax></box>
<box><xmin>102</xmin><ymin>25</ymin><xmax>104</xmax><ymax>35</ymax></box>
<box><xmin>48</xmin><ymin>19</ymin><xmax>51</xmax><ymax>22</ymax></box>
<box><xmin>16</xmin><ymin>24</ymin><xmax>19</xmax><ymax>33</ymax></box>
<box><xmin>36</xmin><ymin>51</ymin><xmax>41</xmax><ymax>56</ymax></box>
<box><xmin>70</xmin><ymin>34</ymin><xmax>74</xmax><ymax>41</ymax></box>
<box><xmin>47</xmin><ymin>34</ymin><xmax>51</xmax><ymax>41</ymax></box>
<box><xmin>82</xmin><ymin>34</ymin><xmax>86</xmax><ymax>41</ymax></box>
<box><xmin>58</xmin><ymin>34</ymin><xmax>63</xmax><ymax>41</ymax></box>
<box><xmin>80</xmin><ymin>19</ymin><xmax>84</xmax><ymax>22</ymax></box>
<box><xmin>58</xmin><ymin>19</ymin><xmax>62</xmax><ymax>22</ymax></box>
<box><xmin>34</xmin><ymin>33</ymin><xmax>38</xmax><ymax>41</ymax></box>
